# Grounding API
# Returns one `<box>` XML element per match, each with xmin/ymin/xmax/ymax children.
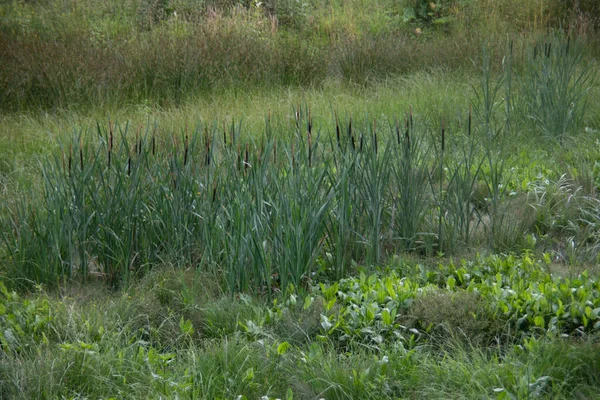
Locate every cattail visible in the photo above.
<box><xmin>184</xmin><ymin>134</ymin><xmax>189</xmax><ymax>166</ymax></box>
<box><xmin>62</xmin><ymin>149</ymin><xmax>66</xmax><ymax>173</ymax></box>
<box><xmin>109</xmin><ymin>122</ymin><xmax>114</xmax><ymax>149</ymax></box>
<box><xmin>546</xmin><ymin>42</ymin><xmax>552</xmax><ymax>58</ymax></box>
<box><xmin>79</xmin><ymin>137</ymin><xmax>84</xmax><ymax>171</ymax></box>
<box><xmin>335</xmin><ymin>113</ymin><xmax>341</xmax><ymax>149</ymax></box>
<box><xmin>68</xmin><ymin>144</ymin><xmax>72</xmax><ymax>174</ymax></box>
<box><xmin>405</xmin><ymin>121</ymin><xmax>410</xmax><ymax>150</ymax></box>
<box><xmin>373</xmin><ymin>119</ymin><xmax>377</xmax><ymax>155</ymax></box>
<box><xmin>359</xmin><ymin>134</ymin><xmax>364</xmax><ymax>153</ymax></box>
<box><xmin>441</xmin><ymin>117</ymin><xmax>445</xmax><ymax>152</ymax></box>
<box><xmin>349</xmin><ymin>118</ymin><xmax>355</xmax><ymax>152</ymax></box>
<box><xmin>230</xmin><ymin>118</ymin><xmax>235</xmax><ymax>148</ymax></box>
<box><xmin>212</xmin><ymin>181</ymin><xmax>217</xmax><ymax>203</ymax></box>
<box><xmin>566</xmin><ymin>36</ymin><xmax>570</xmax><ymax>56</ymax></box>
<box><xmin>468</xmin><ymin>104</ymin><xmax>472</xmax><ymax>136</ymax></box>
<box><xmin>409</xmin><ymin>105</ymin><xmax>414</xmax><ymax>130</ymax></box>
<box><xmin>135</xmin><ymin>125</ymin><xmax>142</xmax><ymax>154</ymax></box>
<box><xmin>127</xmin><ymin>155</ymin><xmax>131</xmax><ymax>176</ymax></box>
<box><xmin>204</xmin><ymin>129</ymin><xmax>210</xmax><ymax>166</ymax></box>
<box><xmin>108</xmin><ymin>126</ymin><xmax>113</xmax><ymax>169</ymax></box>
<box><xmin>237</xmin><ymin>142</ymin><xmax>241</xmax><ymax>171</ymax></box>
<box><xmin>307</xmin><ymin>109</ymin><xmax>312</xmax><ymax>136</ymax></box>
<box><xmin>152</xmin><ymin>136</ymin><xmax>156</xmax><ymax>156</ymax></box>
<box><xmin>223</xmin><ymin>121</ymin><xmax>227</xmax><ymax>147</ymax></box>
<box><xmin>244</xmin><ymin>142</ymin><xmax>249</xmax><ymax>173</ymax></box>
<box><xmin>395</xmin><ymin>118</ymin><xmax>400</xmax><ymax>145</ymax></box>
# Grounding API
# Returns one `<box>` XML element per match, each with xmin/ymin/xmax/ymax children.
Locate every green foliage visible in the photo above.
<box><xmin>255</xmin><ymin>255</ymin><xmax>600</xmax><ymax>349</ymax></box>
<box><xmin>402</xmin><ymin>0</ymin><xmax>455</xmax><ymax>27</ymax></box>
<box><xmin>518</xmin><ymin>34</ymin><xmax>597</xmax><ymax>139</ymax></box>
<box><xmin>0</xmin><ymin>281</ymin><xmax>53</xmax><ymax>354</ymax></box>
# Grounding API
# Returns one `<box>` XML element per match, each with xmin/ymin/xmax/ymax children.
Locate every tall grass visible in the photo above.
<box><xmin>518</xmin><ymin>34</ymin><xmax>597</xmax><ymax>140</ymax></box>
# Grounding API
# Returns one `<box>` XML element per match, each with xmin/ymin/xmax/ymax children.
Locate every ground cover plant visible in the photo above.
<box><xmin>1</xmin><ymin>0</ymin><xmax>600</xmax><ymax>398</ymax></box>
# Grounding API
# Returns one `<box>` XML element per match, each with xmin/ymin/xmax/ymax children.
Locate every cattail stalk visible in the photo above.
<box><xmin>308</xmin><ymin>130</ymin><xmax>312</xmax><ymax>168</ymax></box>
<box><xmin>438</xmin><ymin>117</ymin><xmax>445</xmax><ymax>254</ymax></box>
<box><xmin>244</xmin><ymin>143</ymin><xmax>249</xmax><ymax>173</ymax></box>
<box><xmin>349</xmin><ymin>118</ymin><xmax>355</xmax><ymax>152</ymax></box>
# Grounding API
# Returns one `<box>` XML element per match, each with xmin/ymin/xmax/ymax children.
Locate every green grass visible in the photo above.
<box><xmin>2</xmin><ymin>257</ymin><xmax>600</xmax><ymax>399</ymax></box>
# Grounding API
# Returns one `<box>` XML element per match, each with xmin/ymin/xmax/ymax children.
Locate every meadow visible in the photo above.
<box><xmin>1</xmin><ymin>0</ymin><xmax>600</xmax><ymax>398</ymax></box>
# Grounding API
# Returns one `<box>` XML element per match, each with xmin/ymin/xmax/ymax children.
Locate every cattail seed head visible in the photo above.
<box><xmin>79</xmin><ymin>137</ymin><xmax>84</xmax><ymax>171</ymax></box>
<box><xmin>335</xmin><ymin>113</ymin><xmax>341</xmax><ymax>149</ymax></box>
<box><xmin>373</xmin><ymin>119</ymin><xmax>377</xmax><ymax>155</ymax></box>
<box><xmin>441</xmin><ymin>117</ymin><xmax>446</xmax><ymax>152</ymax></box>
<box><xmin>468</xmin><ymin>104</ymin><xmax>472</xmax><ymax>136</ymax></box>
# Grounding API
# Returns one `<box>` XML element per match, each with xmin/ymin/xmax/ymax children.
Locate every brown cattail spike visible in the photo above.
<box><xmin>373</xmin><ymin>119</ymin><xmax>377</xmax><ymax>155</ymax></box>
<box><xmin>349</xmin><ymin>118</ymin><xmax>355</xmax><ymax>152</ymax></box>
<box><xmin>441</xmin><ymin>117</ymin><xmax>445</xmax><ymax>152</ymax></box>
<box><xmin>206</xmin><ymin>135</ymin><xmax>211</xmax><ymax>166</ymax></box>
<box><xmin>109</xmin><ymin>125</ymin><xmax>113</xmax><ymax>151</ymax></box>
<box><xmin>79</xmin><ymin>137</ymin><xmax>84</xmax><ymax>171</ymax></box>
<box><xmin>68</xmin><ymin>144</ymin><xmax>72</xmax><ymax>174</ymax></box>
<box><xmin>184</xmin><ymin>135</ymin><xmax>189</xmax><ymax>166</ymax></box>
<box><xmin>335</xmin><ymin>113</ymin><xmax>341</xmax><ymax>149</ymax></box>
<box><xmin>468</xmin><ymin>104</ymin><xmax>472</xmax><ymax>136</ymax></box>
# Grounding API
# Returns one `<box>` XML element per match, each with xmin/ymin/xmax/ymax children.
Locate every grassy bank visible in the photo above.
<box><xmin>1</xmin><ymin>0</ymin><xmax>599</xmax><ymax>113</ymax></box>
<box><xmin>2</xmin><ymin>256</ymin><xmax>600</xmax><ymax>399</ymax></box>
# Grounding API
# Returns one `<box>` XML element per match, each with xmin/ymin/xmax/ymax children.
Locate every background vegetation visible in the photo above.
<box><xmin>1</xmin><ymin>0</ymin><xmax>600</xmax><ymax>398</ymax></box>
